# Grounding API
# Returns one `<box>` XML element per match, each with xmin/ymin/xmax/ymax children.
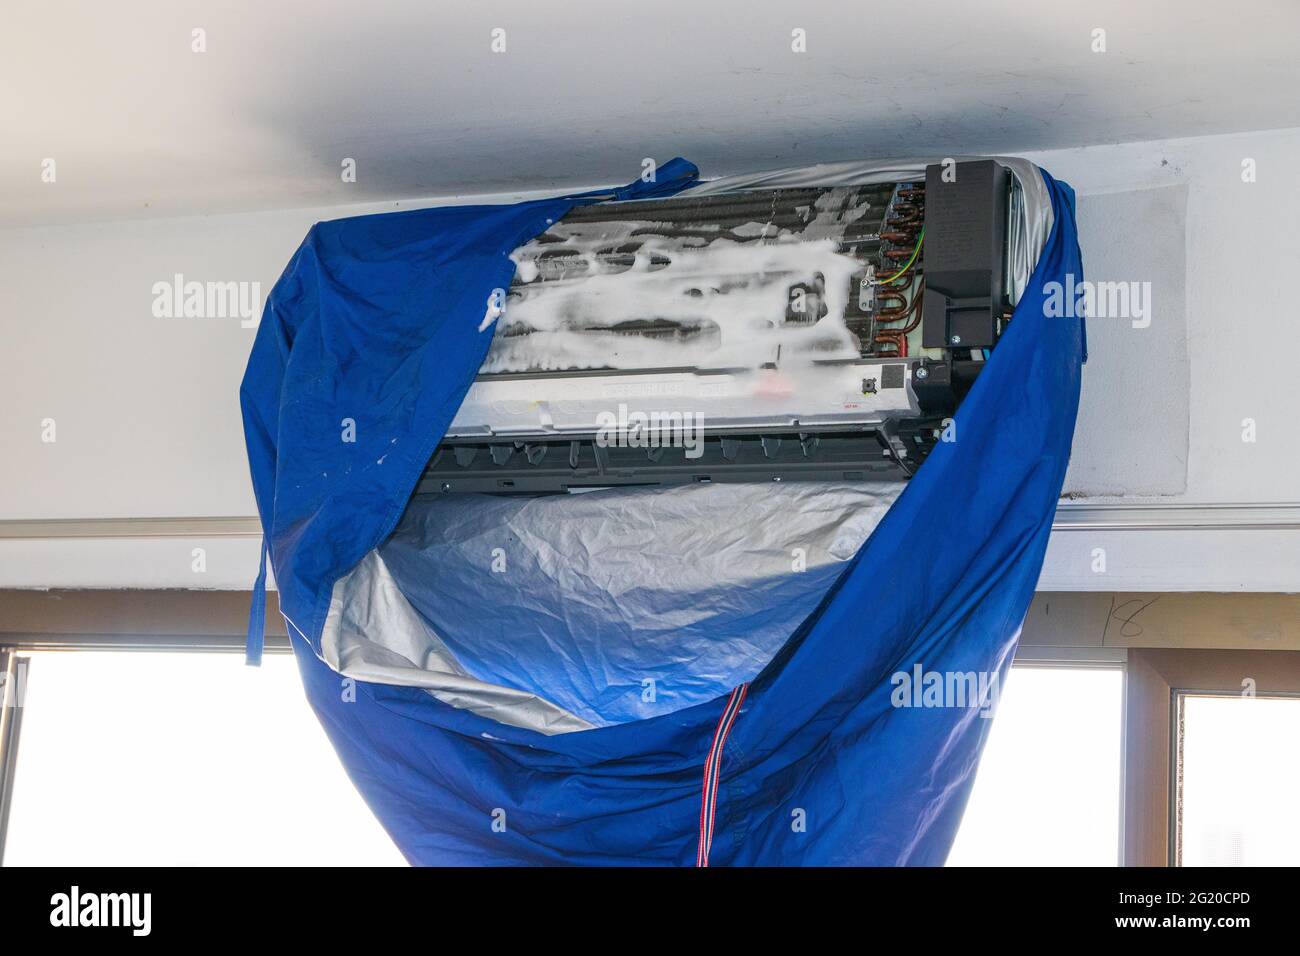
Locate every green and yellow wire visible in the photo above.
<box><xmin>878</xmin><ymin>227</ymin><xmax>925</xmax><ymax>285</ymax></box>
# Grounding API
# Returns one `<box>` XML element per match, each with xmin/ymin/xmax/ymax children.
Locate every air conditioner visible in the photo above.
<box><xmin>420</xmin><ymin>158</ymin><xmax>1051</xmax><ymax>494</ymax></box>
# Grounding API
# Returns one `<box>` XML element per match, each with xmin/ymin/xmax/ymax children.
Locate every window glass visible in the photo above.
<box><xmin>1178</xmin><ymin>693</ymin><xmax>1300</xmax><ymax>866</ymax></box>
<box><xmin>947</xmin><ymin>665</ymin><xmax>1123</xmax><ymax>866</ymax></box>
<box><xmin>4</xmin><ymin>651</ymin><xmax>405</xmax><ymax>866</ymax></box>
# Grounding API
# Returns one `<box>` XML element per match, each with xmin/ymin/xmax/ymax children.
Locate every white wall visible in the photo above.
<box><xmin>1025</xmin><ymin>128</ymin><xmax>1300</xmax><ymax>506</ymax></box>
<box><xmin>2</xmin><ymin>128</ymin><xmax>1298</xmax><ymax>590</ymax></box>
<box><xmin>1062</xmin><ymin>183</ymin><xmax>1189</xmax><ymax>497</ymax></box>
<box><xmin>1028</xmin><ymin>128</ymin><xmax>1300</xmax><ymax>591</ymax></box>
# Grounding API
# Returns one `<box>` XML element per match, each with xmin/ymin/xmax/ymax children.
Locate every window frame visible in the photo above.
<box><xmin>1123</xmin><ymin>648</ymin><xmax>1300</xmax><ymax>866</ymax></box>
<box><xmin>0</xmin><ymin>649</ymin><xmax>28</xmax><ymax>864</ymax></box>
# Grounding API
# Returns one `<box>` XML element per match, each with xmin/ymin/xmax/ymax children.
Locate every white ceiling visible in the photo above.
<box><xmin>4</xmin><ymin>0</ymin><xmax>1299</xmax><ymax>225</ymax></box>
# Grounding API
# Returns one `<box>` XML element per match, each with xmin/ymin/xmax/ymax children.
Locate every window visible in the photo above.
<box><xmin>947</xmin><ymin>663</ymin><xmax>1124</xmax><ymax>866</ymax></box>
<box><xmin>1176</xmin><ymin>692</ymin><xmax>1300</xmax><ymax>866</ymax></box>
<box><xmin>1122</xmin><ymin>649</ymin><xmax>1300</xmax><ymax>865</ymax></box>
<box><xmin>3</xmin><ymin>651</ymin><xmax>405</xmax><ymax>866</ymax></box>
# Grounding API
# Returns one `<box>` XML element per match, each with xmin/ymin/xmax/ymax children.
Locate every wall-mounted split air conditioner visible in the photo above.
<box><xmin>421</xmin><ymin>158</ymin><xmax>1047</xmax><ymax>494</ymax></box>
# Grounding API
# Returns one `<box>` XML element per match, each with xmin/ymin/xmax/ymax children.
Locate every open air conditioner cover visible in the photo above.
<box><xmin>240</xmin><ymin>158</ymin><xmax>1085</xmax><ymax>865</ymax></box>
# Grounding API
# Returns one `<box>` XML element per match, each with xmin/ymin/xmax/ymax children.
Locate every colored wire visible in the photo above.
<box><xmin>878</xmin><ymin>227</ymin><xmax>925</xmax><ymax>284</ymax></box>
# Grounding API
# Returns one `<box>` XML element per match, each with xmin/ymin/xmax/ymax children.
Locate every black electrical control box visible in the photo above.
<box><xmin>921</xmin><ymin>160</ymin><xmax>1009</xmax><ymax>351</ymax></box>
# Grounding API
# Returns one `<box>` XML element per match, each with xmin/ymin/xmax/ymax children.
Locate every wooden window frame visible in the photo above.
<box><xmin>1123</xmin><ymin>648</ymin><xmax>1300</xmax><ymax>865</ymax></box>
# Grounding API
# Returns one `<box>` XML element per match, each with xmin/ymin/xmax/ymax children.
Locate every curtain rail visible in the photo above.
<box><xmin>0</xmin><ymin>634</ymin><xmax>292</xmax><ymax>653</ymax></box>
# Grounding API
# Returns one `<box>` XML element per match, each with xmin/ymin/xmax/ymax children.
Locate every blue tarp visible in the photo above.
<box><xmin>241</xmin><ymin>161</ymin><xmax>1084</xmax><ymax>865</ymax></box>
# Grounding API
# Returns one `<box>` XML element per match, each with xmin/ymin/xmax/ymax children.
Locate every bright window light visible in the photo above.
<box><xmin>1178</xmin><ymin>693</ymin><xmax>1300</xmax><ymax>866</ymax></box>
<box><xmin>946</xmin><ymin>664</ymin><xmax>1123</xmax><ymax>866</ymax></box>
<box><xmin>4</xmin><ymin>651</ymin><xmax>406</xmax><ymax>866</ymax></box>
